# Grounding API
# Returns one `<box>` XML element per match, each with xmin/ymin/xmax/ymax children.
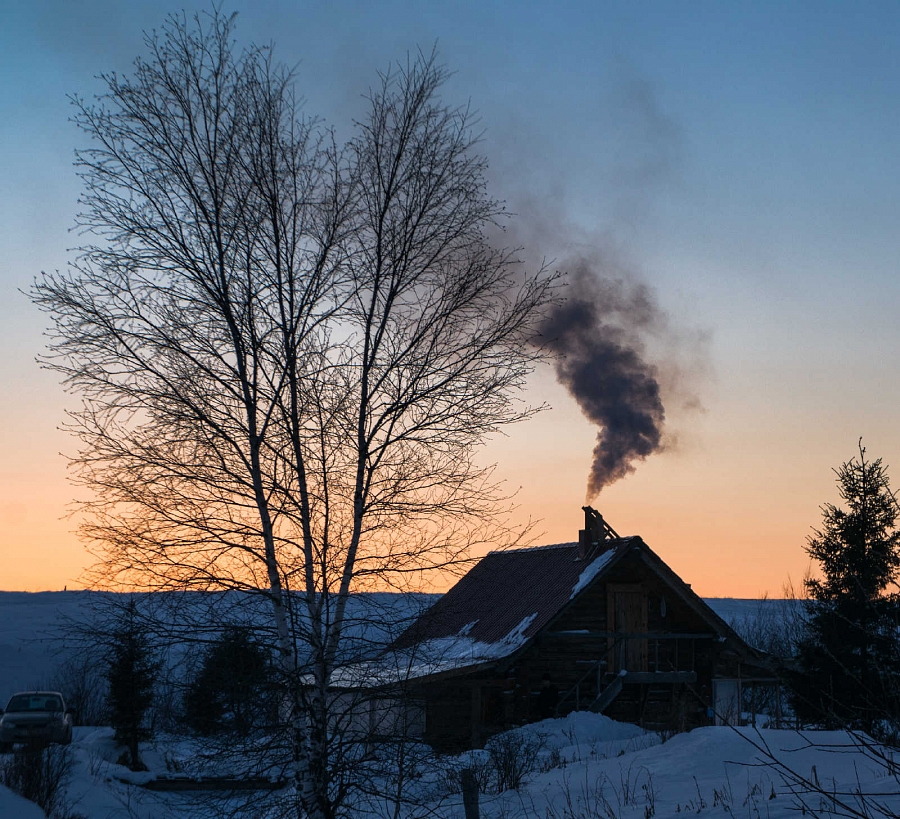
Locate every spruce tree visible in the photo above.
<box><xmin>105</xmin><ymin>599</ymin><xmax>157</xmax><ymax>770</ymax></box>
<box><xmin>792</xmin><ymin>443</ymin><xmax>900</xmax><ymax>732</ymax></box>
<box><xmin>183</xmin><ymin>627</ymin><xmax>271</xmax><ymax>736</ymax></box>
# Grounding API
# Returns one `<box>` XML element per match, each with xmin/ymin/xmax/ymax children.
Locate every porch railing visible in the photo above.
<box><xmin>551</xmin><ymin>632</ymin><xmax>715</xmax><ymax>717</ymax></box>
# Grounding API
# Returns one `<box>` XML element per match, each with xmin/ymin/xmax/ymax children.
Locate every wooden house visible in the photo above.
<box><xmin>387</xmin><ymin>507</ymin><xmax>779</xmax><ymax>751</ymax></box>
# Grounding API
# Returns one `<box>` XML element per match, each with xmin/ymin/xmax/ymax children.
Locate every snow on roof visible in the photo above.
<box><xmin>570</xmin><ymin>548</ymin><xmax>617</xmax><ymax>600</ymax></box>
<box><xmin>390</xmin><ymin>539</ymin><xmax>637</xmax><ymax>675</ymax></box>
<box><xmin>333</xmin><ymin>611</ymin><xmax>541</xmax><ymax>686</ymax></box>
<box><xmin>407</xmin><ymin>611</ymin><xmax>538</xmax><ymax>677</ymax></box>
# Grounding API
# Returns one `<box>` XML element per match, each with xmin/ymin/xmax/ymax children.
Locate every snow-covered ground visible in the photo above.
<box><xmin>4</xmin><ymin>713</ymin><xmax>897</xmax><ymax>819</ymax></box>
<box><xmin>0</xmin><ymin>783</ymin><xmax>47</xmax><ymax>819</ymax></box>
<box><xmin>704</xmin><ymin>597</ymin><xmax>802</xmax><ymax>630</ymax></box>
<box><xmin>5</xmin><ymin>593</ymin><xmax>890</xmax><ymax>819</ymax></box>
<box><xmin>0</xmin><ymin>592</ymin><xmax>95</xmax><ymax>706</ymax></box>
<box><xmin>465</xmin><ymin>715</ymin><xmax>899</xmax><ymax>819</ymax></box>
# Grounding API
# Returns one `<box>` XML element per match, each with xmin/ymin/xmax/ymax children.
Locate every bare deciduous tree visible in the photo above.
<box><xmin>32</xmin><ymin>10</ymin><xmax>554</xmax><ymax>818</ymax></box>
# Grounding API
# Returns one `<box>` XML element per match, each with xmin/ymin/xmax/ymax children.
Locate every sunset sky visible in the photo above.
<box><xmin>2</xmin><ymin>1</ymin><xmax>900</xmax><ymax>596</ymax></box>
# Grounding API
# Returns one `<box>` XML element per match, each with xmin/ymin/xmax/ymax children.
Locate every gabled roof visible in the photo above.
<box><xmin>394</xmin><ymin>538</ymin><xmax>635</xmax><ymax>651</ymax></box>
<box><xmin>391</xmin><ymin>532</ymin><xmax>772</xmax><ymax>682</ymax></box>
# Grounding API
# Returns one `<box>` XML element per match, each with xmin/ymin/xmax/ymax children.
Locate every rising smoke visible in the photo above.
<box><xmin>537</xmin><ymin>260</ymin><xmax>667</xmax><ymax>498</ymax></box>
<box><xmin>488</xmin><ymin>69</ymin><xmax>698</xmax><ymax>499</ymax></box>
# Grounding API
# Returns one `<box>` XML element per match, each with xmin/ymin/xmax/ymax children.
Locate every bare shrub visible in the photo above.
<box><xmin>0</xmin><ymin>744</ymin><xmax>83</xmax><ymax>819</ymax></box>
<box><xmin>486</xmin><ymin>731</ymin><xmax>544</xmax><ymax>793</ymax></box>
<box><xmin>540</xmin><ymin>745</ymin><xmax>565</xmax><ymax>773</ymax></box>
<box><xmin>438</xmin><ymin>733</ymin><xmax>544</xmax><ymax>799</ymax></box>
<box><xmin>49</xmin><ymin>651</ymin><xmax>108</xmax><ymax>727</ymax></box>
<box><xmin>542</xmin><ymin>770</ymin><xmax>621</xmax><ymax>819</ymax></box>
<box><xmin>440</xmin><ymin>752</ymin><xmax>494</xmax><ymax>796</ymax></box>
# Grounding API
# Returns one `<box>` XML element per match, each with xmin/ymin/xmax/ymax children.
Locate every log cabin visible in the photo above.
<box><xmin>382</xmin><ymin>507</ymin><xmax>779</xmax><ymax>751</ymax></box>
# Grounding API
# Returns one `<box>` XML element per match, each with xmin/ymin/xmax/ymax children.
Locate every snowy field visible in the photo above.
<box><xmin>4</xmin><ymin>592</ymin><xmax>893</xmax><ymax>819</ymax></box>
<box><xmin>0</xmin><ymin>592</ymin><xmax>99</xmax><ymax>705</ymax></box>
<box><xmin>2</xmin><ymin>714</ymin><xmax>898</xmax><ymax>819</ymax></box>
<box><xmin>0</xmin><ymin>591</ymin><xmax>435</xmax><ymax>706</ymax></box>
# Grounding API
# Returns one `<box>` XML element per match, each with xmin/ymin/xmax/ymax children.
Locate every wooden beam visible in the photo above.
<box><xmin>620</xmin><ymin>671</ymin><xmax>697</xmax><ymax>684</ymax></box>
<box><xmin>547</xmin><ymin>631</ymin><xmax>716</xmax><ymax>640</ymax></box>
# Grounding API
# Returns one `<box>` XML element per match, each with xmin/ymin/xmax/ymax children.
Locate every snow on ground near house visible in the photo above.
<box><xmin>4</xmin><ymin>592</ymin><xmax>851</xmax><ymax>818</ymax></box>
<box><xmin>449</xmin><ymin>716</ymin><xmax>899</xmax><ymax>819</ymax></box>
<box><xmin>0</xmin><ymin>783</ymin><xmax>47</xmax><ymax>818</ymax></box>
<box><xmin>61</xmin><ymin>727</ymin><xmax>210</xmax><ymax>819</ymax></box>
<box><xmin>5</xmin><ymin>713</ymin><xmax>896</xmax><ymax>819</ymax></box>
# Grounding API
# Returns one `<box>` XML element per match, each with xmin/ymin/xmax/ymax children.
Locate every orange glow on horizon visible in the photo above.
<box><xmin>0</xmin><ymin>368</ymin><xmax>867</xmax><ymax>599</ymax></box>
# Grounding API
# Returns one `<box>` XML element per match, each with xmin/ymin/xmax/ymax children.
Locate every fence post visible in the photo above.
<box><xmin>461</xmin><ymin>767</ymin><xmax>480</xmax><ymax>819</ymax></box>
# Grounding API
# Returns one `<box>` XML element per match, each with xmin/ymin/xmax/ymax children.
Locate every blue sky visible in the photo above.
<box><xmin>2</xmin><ymin>1</ymin><xmax>900</xmax><ymax>593</ymax></box>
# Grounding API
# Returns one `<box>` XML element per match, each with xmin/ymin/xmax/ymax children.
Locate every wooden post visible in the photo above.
<box><xmin>775</xmin><ymin>682</ymin><xmax>783</xmax><ymax>729</ymax></box>
<box><xmin>461</xmin><ymin>768</ymin><xmax>480</xmax><ymax>819</ymax></box>
<box><xmin>470</xmin><ymin>684</ymin><xmax>481</xmax><ymax>748</ymax></box>
<box><xmin>751</xmin><ymin>682</ymin><xmax>756</xmax><ymax>728</ymax></box>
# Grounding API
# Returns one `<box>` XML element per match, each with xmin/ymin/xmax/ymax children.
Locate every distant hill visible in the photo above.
<box><xmin>0</xmin><ymin>592</ymin><xmax>800</xmax><ymax>706</ymax></box>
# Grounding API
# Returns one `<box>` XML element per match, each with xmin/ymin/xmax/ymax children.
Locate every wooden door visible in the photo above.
<box><xmin>607</xmin><ymin>585</ymin><xmax>648</xmax><ymax>672</ymax></box>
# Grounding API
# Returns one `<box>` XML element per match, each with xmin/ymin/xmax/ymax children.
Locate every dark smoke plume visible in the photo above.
<box><xmin>486</xmin><ymin>68</ymin><xmax>698</xmax><ymax>497</ymax></box>
<box><xmin>538</xmin><ymin>261</ymin><xmax>666</xmax><ymax>499</ymax></box>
